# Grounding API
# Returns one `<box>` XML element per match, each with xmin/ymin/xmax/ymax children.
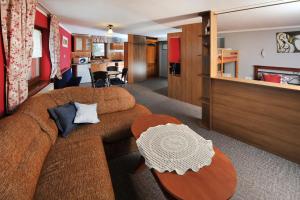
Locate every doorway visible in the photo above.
<box><xmin>159</xmin><ymin>41</ymin><xmax>168</xmax><ymax>78</ymax></box>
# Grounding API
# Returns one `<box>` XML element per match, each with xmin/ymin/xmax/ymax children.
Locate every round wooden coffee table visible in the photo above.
<box><xmin>131</xmin><ymin>114</ymin><xmax>237</xmax><ymax>200</ymax></box>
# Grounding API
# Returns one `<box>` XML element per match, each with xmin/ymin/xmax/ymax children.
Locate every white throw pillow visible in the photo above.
<box><xmin>74</xmin><ymin>102</ymin><xmax>100</xmax><ymax>124</ymax></box>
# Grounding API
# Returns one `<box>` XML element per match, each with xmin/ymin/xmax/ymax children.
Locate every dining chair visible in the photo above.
<box><xmin>89</xmin><ymin>69</ymin><xmax>109</xmax><ymax>88</ymax></box>
<box><xmin>110</xmin><ymin>68</ymin><xmax>128</xmax><ymax>86</ymax></box>
<box><xmin>106</xmin><ymin>66</ymin><xmax>118</xmax><ymax>71</ymax></box>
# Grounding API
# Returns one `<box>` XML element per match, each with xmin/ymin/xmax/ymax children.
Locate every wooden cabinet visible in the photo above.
<box><xmin>168</xmin><ymin>24</ymin><xmax>203</xmax><ymax>107</ymax></box>
<box><xmin>73</xmin><ymin>35</ymin><xmax>91</xmax><ymax>52</ymax></box>
<box><xmin>110</xmin><ymin>43</ymin><xmax>124</xmax><ymax>50</ymax></box>
<box><xmin>182</xmin><ymin>23</ymin><xmax>203</xmax><ymax>106</ymax></box>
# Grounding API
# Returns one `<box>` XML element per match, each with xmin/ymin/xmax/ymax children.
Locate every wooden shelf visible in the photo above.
<box><xmin>199</xmin><ymin>11</ymin><xmax>217</xmax><ymax>130</ymax></box>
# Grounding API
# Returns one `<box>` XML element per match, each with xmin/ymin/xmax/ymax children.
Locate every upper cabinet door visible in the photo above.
<box><xmin>75</xmin><ymin>37</ymin><xmax>83</xmax><ymax>51</ymax></box>
<box><xmin>85</xmin><ymin>38</ymin><xmax>91</xmax><ymax>51</ymax></box>
<box><xmin>73</xmin><ymin>35</ymin><xmax>92</xmax><ymax>52</ymax></box>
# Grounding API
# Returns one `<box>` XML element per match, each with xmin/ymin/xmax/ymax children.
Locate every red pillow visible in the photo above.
<box><xmin>262</xmin><ymin>74</ymin><xmax>281</xmax><ymax>83</ymax></box>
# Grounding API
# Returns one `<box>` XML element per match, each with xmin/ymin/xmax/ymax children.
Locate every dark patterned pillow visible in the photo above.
<box><xmin>48</xmin><ymin>102</ymin><xmax>77</xmax><ymax>137</ymax></box>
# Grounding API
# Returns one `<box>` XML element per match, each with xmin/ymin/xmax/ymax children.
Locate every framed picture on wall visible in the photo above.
<box><xmin>276</xmin><ymin>31</ymin><xmax>300</xmax><ymax>53</ymax></box>
<box><xmin>62</xmin><ymin>36</ymin><xmax>68</xmax><ymax>48</ymax></box>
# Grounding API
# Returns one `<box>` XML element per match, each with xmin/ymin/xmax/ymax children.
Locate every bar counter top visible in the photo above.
<box><xmin>211</xmin><ymin>76</ymin><xmax>300</xmax><ymax>92</ymax></box>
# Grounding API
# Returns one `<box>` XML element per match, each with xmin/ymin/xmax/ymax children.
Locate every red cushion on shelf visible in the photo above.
<box><xmin>262</xmin><ymin>74</ymin><xmax>281</xmax><ymax>83</ymax></box>
<box><xmin>168</xmin><ymin>37</ymin><xmax>180</xmax><ymax>63</ymax></box>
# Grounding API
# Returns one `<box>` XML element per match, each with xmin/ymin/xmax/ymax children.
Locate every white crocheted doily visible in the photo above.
<box><xmin>136</xmin><ymin>123</ymin><xmax>215</xmax><ymax>175</ymax></box>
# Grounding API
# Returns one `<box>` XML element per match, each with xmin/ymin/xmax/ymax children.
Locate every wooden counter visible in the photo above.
<box><xmin>212</xmin><ymin>76</ymin><xmax>300</xmax><ymax>91</ymax></box>
<box><xmin>211</xmin><ymin>77</ymin><xmax>300</xmax><ymax>164</ymax></box>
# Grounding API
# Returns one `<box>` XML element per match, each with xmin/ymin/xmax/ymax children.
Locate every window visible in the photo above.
<box><xmin>32</xmin><ymin>29</ymin><xmax>42</xmax><ymax>58</ymax></box>
<box><xmin>28</xmin><ymin>29</ymin><xmax>48</xmax><ymax>97</ymax></box>
<box><xmin>28</xmin><ymin>29</ymin><xmax>42</xmax><ymax>81</ymax></box>
<box><xmin>92</xmin><ymin>43</ymin><xmax>106</xmax><ymax>57</ymax></box>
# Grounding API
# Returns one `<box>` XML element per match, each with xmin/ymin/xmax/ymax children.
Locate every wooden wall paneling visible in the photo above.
<box><xmin>168</xmin><ymin>76</ymin><xmax>183</xmax><ymax>100</ymax></box>
<box><xmin>167</xmin><ymin>32</ymin><xmax>183</xmax><ymax>101</ymax></box>
<box><xmin>146</xmin><ymin>39</ymin><xmax>157</xmax><ymax>78</ymax></box>
<box><xmin>126</xmin><ymin>39</ymin><xmax>134</xmax><ymax>83</ymax></box>
<box><xmin>200</xmin><ymin>12</ymin><xmax>212</xmax><ymax>129</ymax></box>
<box><xmin>180</xmin><ymin>25</ymin><xmax>187</xmax><ymax>102</ymax></box>
<box><xmin>156</xmin><ymin>41</ymin><xmax>160</xmax><ymax>77</ymax></box>
<box><xmin>191</xmin><ymin>23</ymin><xmax>203</xmax><ymax>106</ymax></box>
<box><xmin>124</xmin><ymin>42</ymin><xmax>128</xmax><ymax>67</ymax></box>
<box><xmin>209</xmin><ymin>12</ymin><xmax>218</xmax><ymax>78</ymax></box>
<box><xmin>198</xmin><ymin>11</ymin><xmax>218</xmax><ymax>129</ymax></box>
<box><xmin>127</xmin><ymin>35</ymin><xmax>147</xmax><ymax>83</ymax></box>
<box><xmin>181</xmin><ymin>24</ymin><xmax>192</xmax><ymax>103</ymax></box>
<box><xmin>168</xmin><ymin>24</ymin><xmax>203</xmax><ymax>106</ymax></box>
<box><xmin>211</xmin><ymin>79</ymin><xmax>300</xmax><ymax>163</ymax></box>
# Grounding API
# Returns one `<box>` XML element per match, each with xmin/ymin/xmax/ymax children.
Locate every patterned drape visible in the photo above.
<box><xmin>0</xmin><ymin>0</ymin><xmax>37</xmax><ymax>111</ymax></box>
<box><xmin>49</xmin><ymin>15</ymin><xmax>61</xmax><ymax>79</ymax></box>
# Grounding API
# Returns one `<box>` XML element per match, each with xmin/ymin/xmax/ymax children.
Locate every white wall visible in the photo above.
<box><xmin>219</xmin><ymin>28</ymin><xmax>300</xmax><ymax>79</ymax></box>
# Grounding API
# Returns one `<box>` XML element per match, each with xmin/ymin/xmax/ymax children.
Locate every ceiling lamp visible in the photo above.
<box><xmin>107</xmin><ymin>24</ymin><xmax>114</xmax><ymax>37</ymax></box>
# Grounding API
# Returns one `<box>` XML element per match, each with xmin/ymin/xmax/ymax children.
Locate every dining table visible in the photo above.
<box><xmin>107</xmin><ymin>71</ymin><xmax>122</xmax><ymax>76</ymax></box>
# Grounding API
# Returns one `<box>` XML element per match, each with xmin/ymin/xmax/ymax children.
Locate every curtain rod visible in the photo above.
<box><xmin>37</xmin><ymin>2</ymin><xmax>51</xmax><ymax>15</ymax></box>
<box><xmin>216</xmin><ymin>0</ymin><xmax>300</xmax><ymax>15</ymax></box>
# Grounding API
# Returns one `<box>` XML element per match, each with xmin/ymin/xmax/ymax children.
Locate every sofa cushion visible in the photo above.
<box><xmin>74</xmin><ymin>102</ymin><xmax>100</xmax><ymax>124</ymax></box>
<box><xmin>18</xmin><ymin>94</ymin><xmax>59</xmax><ymax>144</ymax></box>
<box><xmin>48</xmin><ymin>87</ymin><xmax>136</xmax><ymax>115</ymax></box>
<box><xmin>0</xmin><ymin>113</ymin><xmax>51</xmax><ymax>200</ymax></box>
<box><xmin>94</xmin><ymin>87</ymin><xmax>136</xmax><ymax>115</ymax></box>
<box><xmin>34</xmin><ymin>135</ymin><xmax>115</xmax><ymax>200</ymax></box>
<box><xmin>48</xmin><ymin>103</ymin><xmax>78</xmax><ymax>137</ymax></box>
<box><xmin>48</xmin><ymin>87</ymin><xmax>96</xmax><ymax>105</ymax></box>
<box><xmin>54</xmin><ymin>104</ymin><xmax>151</xmax><ymax>144</ymax></box>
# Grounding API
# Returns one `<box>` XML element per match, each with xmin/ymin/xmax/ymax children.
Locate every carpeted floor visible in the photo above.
<box><xmin>105</xmin><ymin>78</ymin><xmax>300</xmax><ymax>200</ymax></box>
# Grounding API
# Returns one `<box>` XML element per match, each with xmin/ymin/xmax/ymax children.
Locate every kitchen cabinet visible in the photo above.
<box><xmin>73</xmin><ymin>35</ymin><xmax>91</xmax><ymax>52</ymax></box>
<box><xmin>110</xmin><ymin>43</ymin><xmax>124</xmax><ymax>50</ymax></box>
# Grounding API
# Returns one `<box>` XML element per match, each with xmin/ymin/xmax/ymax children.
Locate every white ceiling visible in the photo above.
<box><xmin>39</xmin><ymin>0</ymin><xmax>300</xmax><ymax>38</ymax></box>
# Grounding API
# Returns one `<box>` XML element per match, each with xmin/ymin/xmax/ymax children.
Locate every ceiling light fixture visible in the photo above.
<box><xmin>107</xmin><ymin>24</ymin><xmax>114</xmax><ymax>37</ymax></box>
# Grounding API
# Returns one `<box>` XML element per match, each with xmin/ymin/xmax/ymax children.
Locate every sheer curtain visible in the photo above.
<box><xmin>0</xmin><ymin>0</ymin><xmax>38</xmax><ymax>111</ymax></box>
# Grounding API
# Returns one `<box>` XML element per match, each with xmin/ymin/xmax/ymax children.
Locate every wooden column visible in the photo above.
<box><xmin>200</xmin><ymin>11</ymin><xmax>218</xmax><ymax>129</ymax></box>
<box><xmin>167</xmin><ymin>23</ymin><xmax>203</xmax><ymax>106</ymax></box>
<box><xmin>126</xmin><ymin>34</ymin><xmax>147</xmax><ymax>83</ymax></box>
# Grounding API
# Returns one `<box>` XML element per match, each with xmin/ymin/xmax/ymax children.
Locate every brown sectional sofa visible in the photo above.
<box><xmin>0</xmin><ymin>87</ymin><xmax>151</xmax><ymax>200</ymax></box>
